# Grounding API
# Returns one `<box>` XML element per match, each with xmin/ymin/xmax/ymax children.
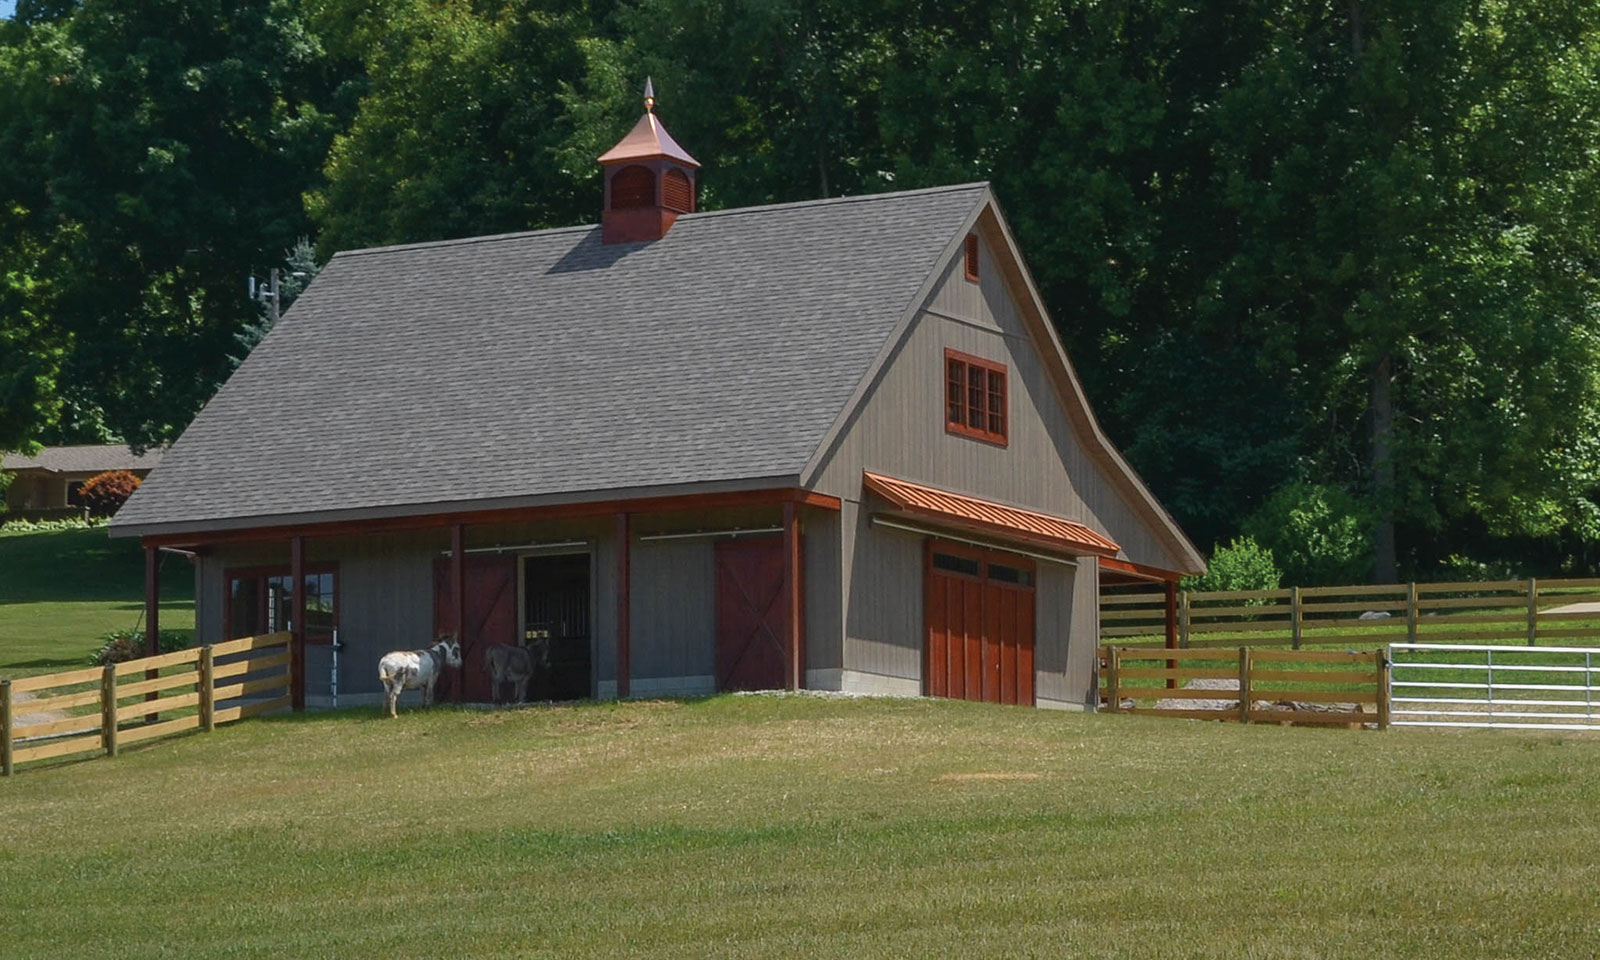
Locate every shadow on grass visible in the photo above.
<box><xmin>1</xmin><ymin>657</ymin><xmax>87</xmax><ymax>669</ymax></box>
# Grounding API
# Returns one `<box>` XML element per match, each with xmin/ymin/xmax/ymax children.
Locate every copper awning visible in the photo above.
<box><xmin>863</xmin><ymin>472</ymin><xmax>1120</xmax><ymax>557</ymax></box>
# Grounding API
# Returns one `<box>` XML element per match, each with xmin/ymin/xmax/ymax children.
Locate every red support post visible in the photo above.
<box><xmin>1164</xmin><ymin>580</ymin><xmax>1179</xmax><ymax>690</ymax></box>
<box><xmin>451</xmin><ymin>523</ymin><xmax>465</xmax><ymax>704</ymax></box>
<box><xmin>616</xmin><ymin>512</ymin><xmax>631</xmax><ymax>699</ymax></box>
<box><xmin>144</xmin><ymin>543</ymin><xmax>160</xmax><ymax>722</ymax></box>
<box><xmin>290</xmin><ymin>535</ymin><xmax>306</xmax><ymax>710</ymax></box>
<box><xmin>783</xmin><ymin>501</ymin><xmax>803</xmax><ymax>690</ymax></box>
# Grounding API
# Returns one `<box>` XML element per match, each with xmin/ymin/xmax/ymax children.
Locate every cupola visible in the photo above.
<box><xmin>598</xmin><ymin>79</ymin><xmax>700</xmax><ymax>244</ymax></box>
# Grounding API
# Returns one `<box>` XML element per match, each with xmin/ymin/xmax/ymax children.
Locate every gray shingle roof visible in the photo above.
<box><xmin>3</xmin><ymin>444</ymin><xmax>161</xmax><ymax>474</ymax></box>
<box><xmin>113</xmin><ymin>183</ymin><xmax>988</xmax><ymax>532</ymax></box>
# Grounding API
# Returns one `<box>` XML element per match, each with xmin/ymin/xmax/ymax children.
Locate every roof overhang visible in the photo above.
<box><xmin>863</xmin><ymin>471</ymin><xmax>1120</xmax><ymax>558</ymax></box>
<box><xmin>1099</xmin><ymin>555</ymin><xmax>1184</xmax><ymax>585</ymax></box>
<box><xmin>115</xmin><ymin>478</ymin><xmax>840</xmax><ymax>546</ymax></box>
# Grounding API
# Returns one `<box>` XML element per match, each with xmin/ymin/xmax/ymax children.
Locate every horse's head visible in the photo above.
<box><xmin>436</xmin><ymin>633</ymin><xmax>464</xmax><ymax>669</ymax></box>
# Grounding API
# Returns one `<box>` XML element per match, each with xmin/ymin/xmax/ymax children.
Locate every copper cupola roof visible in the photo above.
<box><xmin>597</xmin><ymin>78</ymin><xmax>700</xmax><ymax>167</ymax></box>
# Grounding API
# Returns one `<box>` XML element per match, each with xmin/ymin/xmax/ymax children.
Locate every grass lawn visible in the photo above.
<box><xmin>3</xmin><ymin>695</ymin><xmax>1599</xmax><ymax>958</ymax></box>
<box><xmin>0</xmin><ymin>525</ymin><xmax>194</xmax><ymax>677</ymax></box>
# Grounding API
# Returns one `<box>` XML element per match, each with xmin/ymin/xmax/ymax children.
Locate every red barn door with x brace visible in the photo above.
<box><xmin>433</xmin><ymin>555</ymin><xmax>517</xmax><ymax>702</ymax></box>
<box><xmin>715</xmin><ymin>536</ymin><xmax>797</xmax><ymax>691</ymax></box>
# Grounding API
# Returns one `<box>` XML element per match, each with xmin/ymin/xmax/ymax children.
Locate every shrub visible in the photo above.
<box><xmin>89</xmin><ymin>629</ymin><xmax>192</xmax><ymax>665</ymax></box>
<box><xmin>1</xmin><ymin>515</ymin><xmax>107</xmax><ymax>533</ymax></box>
<box><xmin>1242</xmin><ymin>482</ymin><xmax>1373</xmax><ymax>586</ymax></box>
<box><xmin>1181</xmin><ymin>536</ymin><xmax>1281</xmax><ymax>593</ymax></box>
<box><xmin>78</xmin><ymin>470</ymin><xmax>141</xmax><ymax>516</ymax></box>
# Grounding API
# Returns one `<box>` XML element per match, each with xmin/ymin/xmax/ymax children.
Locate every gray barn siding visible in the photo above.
<box><xmin>812</xmin><ymin>235</ymin><xmax>1166</xmax><ymax>705</ymax></box>
<box><xmin>813</xmin><ymin>246</ymin><xmax>1180</xmax><ymax>572</ymax></box>
<box><xmin>803</xmin><ymin>506</ymin><xmax>844</xmax><ymax>676</ymax></box>
<box><xmin>629</xmin><ymin>538</ymin><xmax>715</xmax><ymax>687</ymax></box>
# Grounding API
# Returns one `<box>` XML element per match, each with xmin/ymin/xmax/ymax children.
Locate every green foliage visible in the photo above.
<box><xmin>0</xmin><ymin>514</ymin><xmax>106</xmax><ymax>533</ymax></box>
<box><xmin>88</xmin><ymin>627</ymin><xmax>193</xmax><ymax>665</ymax></box>
<box><xmin>1181</xmin><ymin>536</ymin><xmax>1281</xmax><ymax>594</ymax></box>
<box><xmin>5</xmin><ymin>0</ymin><xmax>1600</xmax><ymax>579</ymax></box>
<box><xmin>1244</xmin><ymin>484</ymin><xmax>1374</xmax><ymax>586</ymax></box>
<box><xmin>77</xmin><ymin>469</ymin><xmax>140</xmax><ymax>517</ymax></box>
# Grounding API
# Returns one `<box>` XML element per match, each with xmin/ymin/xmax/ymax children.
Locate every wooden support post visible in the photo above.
<box><xmin>1374</xmin><ymin>648</ymin><xmax>1390</xmax><ymax>730</ymax></box>
<box><xmin>1238</xmin><ymin>647</ymin><xmax>1252</xmax><ymax>724</ymax></box>
<box><xmin>615</xmin><ymin>512</ymin><xmax>631</xmax><ymax>699</ymax></box>
<box><xmin>199</xmin><ymin>645</ymin><xmax>215</xmax><ymax>733</ymax></box>
<box><xmin>1163</xmin><ymin>581</ymin><xmax>1178</xmax><ymax>690</ymax></box>
<box><xmin>144</xmin><ymin>543</ymin><xmax>160</xmax><ymax>723</ymax></box>
<box><xmin>450</xmin><ymin>524</ymin><xmax>465</xmax><ymax>704</ymax></box>
<box><xmin>290</xmin><ymin>535</ymin><xmax>307</xmax><ymax>711</ymax></box>
<box><xmin>1105</xmin><ymin>647</ymin><xmax>1120</xmax><ymax>713</ymax></box>
<box><xmin>1178</xmin><ymin>592</ymin><xmax>1191</xmax><ymax>649</ymax></box>
<box><xmin>1</xmin><ymin>680</ymin><xmax>12</xmax><ymax>777</ymax></box>
<box><xmin>1406</xmin><ymin>582</ymin><xmax>1418</xmax><ymax>643</ymax></box>
<box><xmin>101</xmin><ymin>665</ymin><xmax>118</xmax><ymax>758</ymax></box>
<box><xmin>1527</xmin><ymin>577</ymin><xmax>1539</xmax><ymax>647</ymax></box>
<box><xmin>783</xmin><ymin>501</ymin><xmax>803</xmax><ymax>691</ymax></box>
<box><xmin>1290</xmin><ymin>586</ymin><xmax>1302</xmax><ymax>650</ymax></box>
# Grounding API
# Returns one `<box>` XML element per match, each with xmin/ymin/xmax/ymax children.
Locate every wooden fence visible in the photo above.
<box><xmin>1101</xmin><ymin>577</ymin><xmax>1600</xmax><ymax>649</ymax></box>
<box><xmin>1100</xmin><ymin>646</ymin><xmax>1388</xmax><ymax>727</ymax></box>
<box><xmin>1</xmin><ymin>631</ymin><xmax>291</xmax><ymax>776</ymax></box>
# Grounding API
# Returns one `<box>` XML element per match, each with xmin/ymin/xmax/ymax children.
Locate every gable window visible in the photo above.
<box><xmin>944</xmin><ymin>348</ymin><xmax>1008</xmax><ymax>445</ymax></box>
<box><xmin>964</xmin><ymin>234</ymin><xmax>980</xmax><ymax>282</ymax></box>
<box><xmin>227</xmin><ymin>565</ymin><xmax>338</xmax><ymax>643</ymax></box>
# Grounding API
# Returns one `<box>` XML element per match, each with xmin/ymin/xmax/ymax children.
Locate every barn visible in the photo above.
<box><xmin>108</xmin><ymin>92</ymin><xmax>1204</xmax><ymax>710</ymax></box>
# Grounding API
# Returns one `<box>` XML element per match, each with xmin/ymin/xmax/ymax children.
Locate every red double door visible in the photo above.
<box><xmin>925</xmin><ymin>541</ymin><xmax>1036</xmax><ymax>705</ymax></box>
<box><xmin>433</xmin><ymin>556</ymin><xmax>517</xmax><ymax>702</ymax></box>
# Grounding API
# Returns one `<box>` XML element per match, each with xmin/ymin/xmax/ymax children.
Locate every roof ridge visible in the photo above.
<box><xmin>331</xmin><ymin>181</ymin><xmax>992</xmax><ymax>260</ymax></box>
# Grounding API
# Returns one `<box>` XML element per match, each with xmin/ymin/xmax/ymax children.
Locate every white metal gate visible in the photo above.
<box><xmin>1388</xmin><ymin>643</ymin><xmax>1600</xmax><ymax>730</ymax></box>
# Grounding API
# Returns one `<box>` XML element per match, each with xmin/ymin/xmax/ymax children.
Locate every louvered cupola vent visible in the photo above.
<box><xmin>597</xmin><ymin>78</ymin><xmax>700</xmax><ymax>243</ymax></box>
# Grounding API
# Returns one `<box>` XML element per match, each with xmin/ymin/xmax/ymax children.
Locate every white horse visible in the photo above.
<box><xmin>377</xmin><ymin>635</ymin><xmax>463</xmax><ymax>718</ymax></box>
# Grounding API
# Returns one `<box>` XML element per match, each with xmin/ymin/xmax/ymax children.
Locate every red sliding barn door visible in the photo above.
<box><xmin>715</xmin><ymin>536</ymin><xmax>793</xmax><ymax>691</ymax></box>
<box><xmin>925</xmin><ymin>541</ymin><xmax>1036</xmax><ymax>706</ymax></box>
<box><xmin>433</xmin><ymin>555</ymin><xmax>517</xmax><ymax>702</ymax></box>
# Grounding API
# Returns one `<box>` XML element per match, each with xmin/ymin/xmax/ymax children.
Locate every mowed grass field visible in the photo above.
<box><xmin>0</xmin><ymin>525</ymin><xmax>194</xmax><ymax>677</ymax></box>
<box><xmin>4</xmin><ymin>695</ymin><xmax>1600</xmax><ymax>959</ymax></box>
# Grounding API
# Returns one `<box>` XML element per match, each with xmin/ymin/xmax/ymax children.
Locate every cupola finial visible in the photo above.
<box><xmin>644</xmin><ymin>76</ymin><xmax>656</xmax><ymax>113</ymax></box>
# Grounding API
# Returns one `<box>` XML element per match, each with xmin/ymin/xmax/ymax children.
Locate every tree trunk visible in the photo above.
<box><xmin>1371</xmin><ymin>351</ymin><xmax>1397</xmax><ymax>583</ymax></box>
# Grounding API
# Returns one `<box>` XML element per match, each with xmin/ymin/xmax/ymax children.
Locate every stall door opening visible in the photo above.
<box><xmin>924</xmin><ymin>541</ymin><xmax>1036</xmax><ymax>705</ymax></box>
<box><xmin>523</xmin><ymin>552</ymin><xmax>592</xmax><ymax>701</ymax></box>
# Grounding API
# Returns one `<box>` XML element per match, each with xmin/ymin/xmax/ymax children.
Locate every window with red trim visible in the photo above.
<box><xmin>226</xmin><ymin>565</ymin><xmax>338</xmax><ymax>643</ymax></box>
<box><xmin>944</xmin><ymin>348</ymin><xmax>1007</xmax><ymax>444</ymax></box>
<box><xmin>964</xmin><ymin>234</ymin><xmax>980</xmax><ymax>282</ymax></box>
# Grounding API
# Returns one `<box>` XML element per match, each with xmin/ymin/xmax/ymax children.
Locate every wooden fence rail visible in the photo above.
<box><xmin>1</xmin><ymin>631</ymin><xmax>291</xmax><ymax>776</ymax></box>
<box><xmin>1101</xmin><ymin>577</ymin><xmax>1600</xmax><ymax>650</ymax></box>
<box><xmin>1100</xmin><ymin>645</ymin><xmax>1389</xmax><ymax>728</ymax></box>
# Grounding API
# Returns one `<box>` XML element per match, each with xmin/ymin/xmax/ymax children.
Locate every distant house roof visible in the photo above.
<box><xmin>112</xmin><ymin>183</ymin><xmax>991</xmax><ymax>533</ymax></box>
<box><xmin>2</xmin><ymin>444</ymin><xmax>161</xmax><ymax>475</ymax></box>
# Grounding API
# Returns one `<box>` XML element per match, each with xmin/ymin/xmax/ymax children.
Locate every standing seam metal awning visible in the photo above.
<box><xmin>862</xmin><ymin>472</ymin><xmax>1120</xmax><ymax>557</ymax></box>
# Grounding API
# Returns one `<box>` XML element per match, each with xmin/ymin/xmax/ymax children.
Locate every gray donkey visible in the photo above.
<box><xmin>484</xmin><ymin>638</ymin><xmax>551</xmax><ymax>706</ymax></box>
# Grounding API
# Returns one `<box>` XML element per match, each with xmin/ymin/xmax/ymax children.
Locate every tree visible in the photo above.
<box><xmin>0</xmin><ymin>0</ymin><xmax>353</xmax><ymax>450</ymax></box>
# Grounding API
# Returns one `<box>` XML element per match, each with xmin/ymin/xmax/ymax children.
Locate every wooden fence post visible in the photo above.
<box><xmin>1406</xmin><ymin>582</ymin><xmax>1418</xmax><ymax>643</ymax></box>
<box><xmin>1290</xmin><ymin>586</ymin><xmax>1303</xmax><ymax>649</ymax></box>
<box><xmin>1374</xmin><ymin>648</ymin><xmax>1390</xmax><ymax>730</ymax></box>
<box><xmin>199</xmin><ymin>645</ymin><xmax>215</xmax><ymax>734</ymax></box>
<box><xmin>1106</xmin><ymin>647</ymin><xmax>1121</xmax><ymax>714</ymax></box>
<box><xmin>101</xmin><ymin>664</ymin><xmax>119</xmax><ymax>758</ymax></box>
<box><xmin>1</xmin><ymin>679</ymin><xmax>12</xmax><ymax>777</ymax></box>
<box><xmin>1527</xmin><ymin>578</ymin><xmax>1539</xmax><ymax>646</ymax></box>
<box><xmin>1179</xmin><ymin>593</ymin><xmax>1191</xmax><ymax>649</ymax></box>
<box><xmin>1238</xmin><ymin>647</ymin><xmax>1252</xmax><ymax>724</ymax></box>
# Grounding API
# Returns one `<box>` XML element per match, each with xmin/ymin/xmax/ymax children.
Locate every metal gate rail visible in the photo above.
<box><xmin>1388</xmin><ymin>643</ymin><xmax>1600</xmax><ymax>730</ymax></box>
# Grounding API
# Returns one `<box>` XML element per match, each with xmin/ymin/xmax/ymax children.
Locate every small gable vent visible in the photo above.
<box><xmin>964</xmin><ymin>234</ymin><xmax>980</xmax><ymax>282</ymax></box>
<box><xmin>612</xmin><ymin>165</ymin><xmax>655</xmax><ymax>209</ymax></box>
<box><xmin>662</xmin><ymin>168</ymin><xmax>694</xmax><ymax>213</ymax></box>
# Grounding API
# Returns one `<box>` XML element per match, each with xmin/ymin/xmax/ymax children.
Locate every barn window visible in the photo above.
<box><xmin>610</xmin><ymin>165</ymin><xmax>655</xmax><ymax>209</ymax></box>
<box><xmin>662</xmin><ymin>168</ymin><xmax>693</xmax><ymax>213</ymax></box>
<box><xmin>944</xmin><ymin>348</ymin><xmax>1008</xmax><ymax>445</ymax></box>
<box><xmin>964</xmin><ymin>234</ymin><xmax>980</xmax><ymax>282</ymax></box>
<box><xmin>227</xmin><ymin>566</ymin><xmax>338</xmax><ymax>642</ymax></box>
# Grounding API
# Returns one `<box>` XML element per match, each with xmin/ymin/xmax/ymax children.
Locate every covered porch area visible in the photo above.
<box><xmin>139</xmin><ymin>486</ymin><xmax>841</xmax><ymax>710</ymax></box>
